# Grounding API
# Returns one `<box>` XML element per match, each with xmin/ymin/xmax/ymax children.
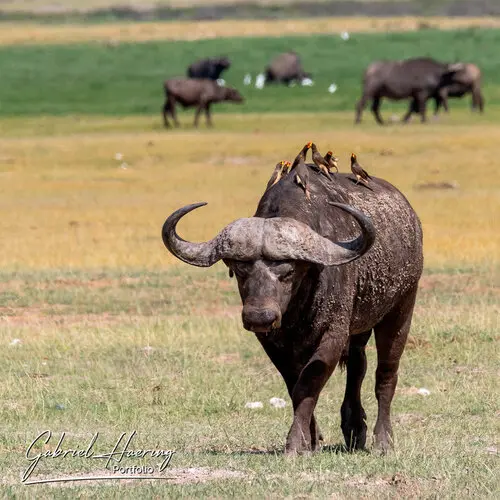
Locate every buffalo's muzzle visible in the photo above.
<box><xmin>242</xmin><ymin>303</ymin><xmax>281</xmax><ymax>333</ymax></box>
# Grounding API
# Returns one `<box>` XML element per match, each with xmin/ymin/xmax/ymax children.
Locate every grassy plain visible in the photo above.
<box><xmin>1</xmin><ymin>29</ymin><xmax>500</xmax><ymax>116</ymax></box>
<box><xmin>0</xmin><ymin>111</ymin><xmax>499</xmax><ymax>497</ymax></box>
<box><xmin>0</xmin><ymin>22</ymin><xmax>499</xmax><ymax>498</ymax></box>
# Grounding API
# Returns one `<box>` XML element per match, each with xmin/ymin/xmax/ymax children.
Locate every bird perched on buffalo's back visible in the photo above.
<box><xmin>310</xmin><ymin>143</ymin><xmax>334</xmax><ymax>180</ymax></box>
<box><xmin>290</xmin><ymin>142</ymin><xmax>312</xmax><ymax>170</ymax></box>
<box><xmin>267</xmin><ymin>160</ymin><xmax>291</xmax><ymax>190</ymax></box>
<box><xmin>350</xmin><ymin>153</ymin><xmax>371</xmax><ymax>186</ymax></box>
<box><xmin>323</xmin><ymin>150</ymin><xmax>339</xmax><ymax>173</ymax></box>
<box><xmin>293</xmin><ymin>156</ymin><xmax>311</xmax><ymax>200</ymax></box>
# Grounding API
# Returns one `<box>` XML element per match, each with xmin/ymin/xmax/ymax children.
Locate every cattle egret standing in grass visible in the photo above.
<box><xmin>301</xmin><ymin>78</ymin><xmax>314</xmax><ymax>86</ymax></box>
<box><xmin>255</xmin><ymin>73</ymin><xmax>266</xmax><ymax>89</ymax></box>
<box><xmin>328</xmin><ymin>83</ymin><xmax>338</xmax><ymax>94</ymax></box>
<box><xmin>216</xmin><ymin>78</ymin><xmax>226</xmax><ymax>87</ymax></box>
<box><xmin>341</xmin><ymin>31</ymin><xmax>350</xmax><ymax>40</ymax></box>
<box><xmin>243</xmin><ymin>74</ymin><xmax>252</xmax><ymax>85</ymax></box>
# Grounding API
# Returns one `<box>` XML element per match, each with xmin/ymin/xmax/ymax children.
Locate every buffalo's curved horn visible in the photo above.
<box><xmin>313</xmin><ymin>202</ymin><xmax>375</xmax><ymax>264</ymax></box>
<box><xmin>162</xmin><ymin>202</ymin><xmax>222</xmax><ymax>267</ymax></box>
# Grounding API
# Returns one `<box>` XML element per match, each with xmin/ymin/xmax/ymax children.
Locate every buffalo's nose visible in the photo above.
<box><xmin>242</xmin><ymin>304</ymin><xmax>281</xmax><ymax>332</ymax></box>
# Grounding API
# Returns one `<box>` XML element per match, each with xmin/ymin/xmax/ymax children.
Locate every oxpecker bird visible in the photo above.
<box><xmin>350</xmin><ymin>153</ymin><xmax>371</xmax><ymax>185</ymax></box>
<box><xmin>310</xmin><ymin>143</ymin><xmax>333</xmax><ymax>179</ymax></box>
<box><xmin>267</xmin><ymin>160</ymin><xmax>291</xmax><ymax>189</ymax></box>
<box><xmin>290</xmin><ymin>142</ymin><xmax>312</xmax><ymax>170</ymax></box>
<box><xmin>323</xmin><ymin>150</ymin><xmax>339</xmax><ymax>173</ymax></box>
<box><xmin>294</xmin><ymin>157</ymin><xmax>311</xmax><ymax>200</ymax></box>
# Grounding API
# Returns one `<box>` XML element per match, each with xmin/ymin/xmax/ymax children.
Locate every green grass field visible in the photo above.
<box><xmin>0</xmin><ymin>24</ymin><xmax>499</xmax><ymax>498</ymax></box>
<box><xmin>0</xmin><ymin>28</ymin><xmax>500</xmax><ymax>116</ymax></box>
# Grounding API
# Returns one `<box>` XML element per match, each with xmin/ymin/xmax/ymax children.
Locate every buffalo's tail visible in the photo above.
<box><xmin>339</xmin><ymin>339</ymin><xmax>349</xmax><ymax>371</ymax></box>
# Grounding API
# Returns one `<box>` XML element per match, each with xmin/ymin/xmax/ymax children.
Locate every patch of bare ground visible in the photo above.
<box><xmin>344</xmin><ymin>474</ymin><xmax>442</xmax><ymax>498</ymax></box>
<box><xmin>0</xmin><ymin>309</ymin><xmax>144</xmax><ymax>328</ymax></box>
<box><xmin>0</xmin><ymin>304</ymin><xmax>239</xmax><ymax>329</ymax></box>
<box><xmin>29</xmin><ymin>467</ymin><xmax>246</xmax><ymax>487</ymax></box>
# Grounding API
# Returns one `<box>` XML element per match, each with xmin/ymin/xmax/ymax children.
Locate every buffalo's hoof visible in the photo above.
<box><xmin>373</xmin><ymin>429</ymin><xmax>394</xmax><ymax>455</ymax></box>
<box><xmin>284</xmin><ymin>445</ymin><xmax>313</xmax><ymax>456</ymax></box>
<box><xmin>341</xmin><ymin>404</ymin><xmax>367</xmax><ymax>451</ymax></box>
<box><xmin>285</xmin><ymin>436</ymin><xmax>312</xmax><ymax>455</ymax></box>
<box><xmin>342</xmin><ymin>425</ymin><xmax>367</xmax><ymax>451</ymax></box>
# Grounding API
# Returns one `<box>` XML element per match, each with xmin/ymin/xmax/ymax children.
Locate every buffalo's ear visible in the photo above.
<box><xmin>222</xmin><ymin>258</ymin><xmax>234</xmax><ymax>278</ymax></box>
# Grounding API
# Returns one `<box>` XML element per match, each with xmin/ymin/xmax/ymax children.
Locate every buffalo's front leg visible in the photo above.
<box><xmin>256</xmin><ymin>336</ymin><xmax>323</xmax><ymax>451</ymax></box>
<box><xmin>371</xmin><ymin>97</ymin><xmax>384</xmax><ymax>125</ymax></box>
<box><xmin>193</xmin><ymin>103</ymin><xmax>205</xmax><ymax>128</ymax></box>
<box><xmin>340</xmin><ymin>331</ymin><xmax>372</xmax><ymax>450</ymax></box>
<box><xmin>372</xmin><ymin>289</ymin><xmax>418</xmax><ymax>453</ymax></box>
<box><xmin>402</xmin><ymin>98</ymin><xmax>418</xmax><ymax>123</ymax></box>
<box><xmin>286</xmin><ymin>333</ymin><xmax>346</xmax><ymax>454</ymax></box>
<box><xmin>162</xmin><ymin>98</ymin><xmax>171</xmax><ymax>128</ymax></box>
<box><xmin>204</xmin><ymin>103</ymin><xmax>213</xmax><ymax>127</ymax></box>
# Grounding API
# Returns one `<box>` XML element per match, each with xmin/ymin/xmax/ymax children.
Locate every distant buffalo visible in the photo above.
<box><xmin>434</xmin><ymin>62</ymin><xmax>484</xmax><ymax>114</ymax></box>
<box><xmin>162</xmin><ymin>78</ymin><xmax>243</xmax><ymax>128</ymax></box>
<box><xmin>355</xmin><ymin>57</ymin><xmax>467</xmax><ymax>125</ymax></box>
<box><xmin>187</xmin><ymin>56</ymin><xmax>231</xmax><ymax>81</ymax></box>
<box><xmin>265</xmin><ymin>51</ymin><xmax>311</xmax><ymax>85</ymax></box>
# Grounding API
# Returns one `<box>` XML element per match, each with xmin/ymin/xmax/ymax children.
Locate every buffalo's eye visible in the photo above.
<box><xmin>270</xmin><ymin>262</ymin><xmax>294</xmax><ymax>279</ymax></box>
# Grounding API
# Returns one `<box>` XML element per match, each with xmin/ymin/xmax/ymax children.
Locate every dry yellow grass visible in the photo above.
<box><xmin>0</xmin><ymin>111</ymin><xmax>499</xmax><ymax>271</ymax></box>
<box><xmin>1</xmin><ymin>17</ymin><xmax>499</xmax><ymax>46</ymax></box>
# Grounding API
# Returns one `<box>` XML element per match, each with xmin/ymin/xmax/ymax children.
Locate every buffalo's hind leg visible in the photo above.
<box><xmin>372</xmin><ymin>289</ymin><xmax>418</xmax><ymax>453</ymax></box>
<box><xmin>340</xmin><ymin>331</ymin><xmax>372</xmax><ymax>451</ymax></box>
<box><xmin>355</xmin><ymin>93</ymin><xmax>369</xmax><ymax>124</ymax></box>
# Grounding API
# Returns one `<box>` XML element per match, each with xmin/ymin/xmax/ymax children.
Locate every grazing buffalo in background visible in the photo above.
<box><xmin>162</xmin><ymin>167</ymin><xmax>423</xmax><ymax>454</ymax></box>
<box><xmin>434</xmin><ymin>62</ymin><xmax>484</xmax><ymax>114</ymax></box>
<box><xmin>265</xmin><ymin>51</ymin><xmax>311</xmax><ymax>85</ymax></box>
<box><xmin>187</xmin><ymin>56</ymin><xmax>231</xmax><ymax>81</ymax></box>
<box><xmin>162</xmin><ymin>78</ymin><xmax>243</xmax><ymax>128</ymax></box>
<box><xmin>355</xmin><ymin>57</ymin><xmax>466</xmax><ymax>124</ymax></box>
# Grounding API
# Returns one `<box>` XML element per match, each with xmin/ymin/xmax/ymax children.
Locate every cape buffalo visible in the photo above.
<box><xmin>355</xmin><ymin>57</ymin><xmax>465</xmax><ymax>125</ymax></box>
<box><xmin>162</xmin><ymin>78</ymin><xmax>244</xmax><ymax>128</ymax></box>
<box><xmin>434</xmin><ymin>62</ymin><xmax>484</xmax><ymax>114</ymax></box>
<box><xmin>187</xmin><ymin>56</ymin><xmax>231</xmax><ymax>81</ymax></box>
<box><xmin>162</xmin><ymin>166</ymin><xmax>423</xmax><ymax>454</ymax></box>
<box><xmin>265</xmin><ymin>51</ymin><xmax>311</xmax><ymax>85</ymax></box>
